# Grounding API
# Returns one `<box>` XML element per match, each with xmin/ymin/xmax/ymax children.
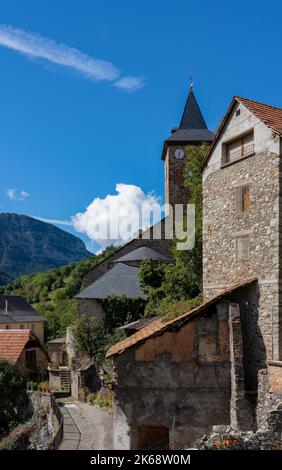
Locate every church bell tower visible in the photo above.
<box><xmin>161</xmin><ymin>84</ymin><xmax>214</xmax><ymax>208</ymax></box>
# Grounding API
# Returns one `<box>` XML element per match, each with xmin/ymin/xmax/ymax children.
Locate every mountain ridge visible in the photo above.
<box><xmin>0</xmin><ymin>213</ymin><xmax>92</xmax><ymax>283</ymax></box>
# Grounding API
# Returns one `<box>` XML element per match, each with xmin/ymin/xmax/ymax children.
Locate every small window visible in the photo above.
<box><xmin>235</xmin><ymin>236</ymin><xmax>250</xmax><ymax>262</ymax></box>
<box><xmin>223</xmin><ymin>131</ymin><xmax>254</xmax><ymax>165</ymax></box>
<box><xmin>235</xmin><ymin>185</ymin><xmax>250</xmax><ymax>213</ymax></box>
<box><xmin>20</xmin><ymin>324</ymin><xmax>25</xmax><ymax>329</ymax></box>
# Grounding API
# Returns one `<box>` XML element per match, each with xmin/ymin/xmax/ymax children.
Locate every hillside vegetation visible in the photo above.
<box><xmin>0</xmin><ymin>246</ymin><xmax>117</xmax><ymax>342</ymax></box>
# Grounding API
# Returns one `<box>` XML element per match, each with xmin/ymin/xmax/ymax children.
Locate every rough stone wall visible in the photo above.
<box><xmin>268</xmin><ymin>361</ymin><xmax>282</xmax><ymax>398</ymax></box>
<box><xmin>47</xmin><ymin>341</ymin><xmax>68</xmax><ymax>368</ymax></box>
<box><xmin>229</xmin><ymin>303</ymin><xmax>255</xmax><ymax>430</ymax></box>
<box><xmin>76</xmin><ymin>298</ymin><xmax>106</xmax><ymax>320</ymax></box>
<box><xmin>203</xmin><ymin>102</ymin><xmax>281</xmax><ymax>361</ymax></box>
<box><xmin>0</xmin><ymin>392</ymin><xmax>60</xmax><ymax>450</ymax></box>
<box><xmin>164</xmin><ymin>146</ymin><xmax>190</xmax><ymax>207</ymax></box>
<box><xmin>113</xmin><ymin>302</ymin><xmax>231</xmax><ymax>450</ymax></box>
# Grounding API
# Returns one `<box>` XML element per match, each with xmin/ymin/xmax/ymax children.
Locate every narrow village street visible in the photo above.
<box><xmin>59</xmin><ymin>402</ymin><xmax>113</xmax><ymax>450</ymax></box>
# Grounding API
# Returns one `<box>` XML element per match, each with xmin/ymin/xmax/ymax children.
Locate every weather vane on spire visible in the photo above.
<box><xmin>189</xmin><ymin>74</ymin><xmax>193</xmax><ymax>91</ymax></box>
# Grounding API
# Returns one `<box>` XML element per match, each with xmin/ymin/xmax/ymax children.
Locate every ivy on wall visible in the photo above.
<box><xmin>139</xmin><ymin>143</ymin><xmax>209</xmax><ymax>319</ymax></box>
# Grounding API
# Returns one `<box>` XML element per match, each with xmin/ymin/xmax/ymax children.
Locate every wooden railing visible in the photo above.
<box><xmin>48</xmin><ymin>394</ymin><xmax>64</xmax><ymax>450</ymax></box>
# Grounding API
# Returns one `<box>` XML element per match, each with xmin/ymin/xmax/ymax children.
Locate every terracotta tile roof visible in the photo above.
<box><xmin>202</xmin><ymin>96</ymin><xmax>282</xmax><ymax>169</ymax></box>
<box><xmin>106</xmin><ymin>278</ymin><xmax>257</xmax><ymax>357</ymax></box>
<box><xmin>236</xmin><ymin>96</ymin><xmax>282</xmax><ymax>135</ymax></box>
<box><xmin>0</xmin><ymin>329</ymin><xmax>32</xmax><ymax>363</ymax></box>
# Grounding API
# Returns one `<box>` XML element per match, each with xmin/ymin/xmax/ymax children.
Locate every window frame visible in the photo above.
<box><xmin>235</xmin><ymin>184</ymin><xmax>250</xmax><ymax>214</ymax></box>
<box><xmin>222</xmin><ymin>130</ymin><xmax>255</xmax><ymax>166</ymax></box>
<box><xmin>235</xmin><ymin>235</ymin><xmax>250</xmax><ymax>263</ymax></box>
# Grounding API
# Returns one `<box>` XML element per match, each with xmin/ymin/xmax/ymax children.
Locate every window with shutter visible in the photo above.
<box><xmin>222</xmin><ymin>131</ymin><xmax>254</xmax><ymax>165</ymax></box>
<box><xmin>235</xmin><ymin>185</ymin><xmax>250</xmax><ymax>213</ymax></box>
<box><xmin>235</xmin><ymin>236</ymin><xmax>250</xmax><ymax>262</ymax></box>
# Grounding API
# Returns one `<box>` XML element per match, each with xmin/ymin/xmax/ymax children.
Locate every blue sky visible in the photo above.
<box><xmin>0</xmin><ymin>0</ymin><xmax>281</xmax><ymax>251</ymax></box>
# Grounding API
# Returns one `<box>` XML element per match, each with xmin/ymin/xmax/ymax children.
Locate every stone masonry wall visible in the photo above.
<box><xmin>76</xmin><ymin>298</ymin><xmax>105</xmax><ymax>320</ymax></box>
<box><xmin>113</xmin><ymin>302</ymin><xmax>231</xmax><ymax>450</ymax></box>
<box><xmin>203</xmin><ymin>150</ymin><xmax>280</xmax><ymax>360</ymax></box>
<box><xmin>164</xmin><ymin>146</ymin><xmax>191</xmax><ymax>207</ymax></box>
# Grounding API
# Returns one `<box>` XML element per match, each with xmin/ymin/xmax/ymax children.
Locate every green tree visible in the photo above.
<box><xmin>0</xmin><ymin>360</ymin><xmax>28</xmax><ymax>436</ymax></box>
<box><xmin>72</xmin><ymin>316</ymin><xmax>107</xmax><ymax>365</ymax></box>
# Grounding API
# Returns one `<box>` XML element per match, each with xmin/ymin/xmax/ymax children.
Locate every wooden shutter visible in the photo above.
<box><xmin>227</xmin><ymin>139</ymin><xmax>242</xmax><ymax>162</ymax></box>
<box><xmin>235</xmin><ymin>185</ymin><xmax>250</xmax><ymax>213</ymax></box>
<box><xmin>243</xmin><ymin>132</ymin><xmax>254</xmax><ymax>157</ymax></box>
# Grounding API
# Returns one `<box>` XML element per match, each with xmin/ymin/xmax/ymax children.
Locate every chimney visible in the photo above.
<box><xmin>4</xmin><ymin>300</ymin><xmax>8</xmax><ymax>316</ymax></box>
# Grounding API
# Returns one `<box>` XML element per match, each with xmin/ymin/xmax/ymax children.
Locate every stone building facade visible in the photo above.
<box><xmin>107</xmin><ymin>280</ymin><xmax>266</xmax><ymax>449</ymax></box>
<box><xmin>202</xmin><ymin>96</ymin><xmax>282</xmax><ymax>361</ymax></box>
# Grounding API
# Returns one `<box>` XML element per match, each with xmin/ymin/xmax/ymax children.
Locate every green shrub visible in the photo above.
<box><xmin>0</xmin><ymin>359</ymin><xmax>28</xmax><ymax>437</ymax></box>
<box><xmin>38</xmin><ymin>381</ymin><xmax>49</xmax><ymax>393</ymax></box>
<box><xmin>26</xmin><ymin>381</ymin><xmax>38</xmax><ymax>391</ymax></box>
<box><xmin>87</xmin><ymin>388</ymin><xmax>112</xmax><ymax>409</ymax></box>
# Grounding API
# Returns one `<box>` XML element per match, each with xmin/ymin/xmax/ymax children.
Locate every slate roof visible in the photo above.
<box><xmin>161</xmin><ymin>89</ymin><xmax>214</xmax><ymax>160</ymax></box>
<box><xmin>106</xmin><ymin>278</ymin><xmax>257</xmax><ymax>357</ymax></box>
<box><xmin>202</xmin><ymin>96</ymin><xmax>282</xmax><ymax>169</ymax></box>
<box><xmin>114</xmin><ymin>246</ymin><xmax>173</xmax><ymax>264</ymax></box>
<box><xmin>179</xmin><ymin>89</ymin><xmax>209</xmax><ymax>130</ymax></box>
<box><xmin>0</xmin><ymin>295</ymin><xmax>46</xmax><ymax>324</ymax></box>
<box><xmin>76</xmin><ymin>263</ymin><xmax>146</xmax><ymax>300</ymax></box>
<box><xmin>0</xmin><ymin>329</ymin><xmax>45</xmax><ymax>363</ymax></box>
<box><xmin>119</xmin><ymin>316</ymin><xmax>160</xmax><ymax>332</ymax></box>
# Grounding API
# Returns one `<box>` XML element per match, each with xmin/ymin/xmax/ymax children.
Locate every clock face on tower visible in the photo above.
<box><xmin>174</xmin><ymin>148</ymin><xmax>185</xmax><ymax>159</ymax></box>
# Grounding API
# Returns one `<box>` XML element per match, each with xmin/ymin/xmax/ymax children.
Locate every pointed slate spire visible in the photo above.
<box><xmin>179</xmin><ymin>88</ymin><xmax>208</xmax><ymax>130</ymax></box>
<box><xmin>161</xmin><ymin>83</ymin><xmax>214</xmax><ymax>160</ymax></box>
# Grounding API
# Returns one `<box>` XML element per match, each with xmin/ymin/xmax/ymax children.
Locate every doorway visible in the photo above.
<box><xmin>137</xmin><ymin>425</ymin><xmax>169</xmax><ymax>450</ymax></box>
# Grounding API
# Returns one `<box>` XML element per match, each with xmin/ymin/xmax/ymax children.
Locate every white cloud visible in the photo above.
<box><xmin>114</xmin><ymin>76</ymin><xmax>145</xmax><ymax>92</ymax></box>
<box><xmin>32</xmin><ymin>216</ymin><xmax>73</xmax><ymax>226</ymax></box>
<box><xmin>0</xmin><ymin>24</ymin><xmax>145</xmax><ymax>91</ymax></box>
<box><xmin>7</xmin><ymin>188</ymin><xmax>29</xmax><ymax>201</ymax></box>
<box><xmin>72</xmin><ymin>184</ymin><xmax>162</xmax><ymax>248</ymax></box>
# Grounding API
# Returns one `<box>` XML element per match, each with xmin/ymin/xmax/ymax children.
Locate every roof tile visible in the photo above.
<box><xmin>0</xmin><ymin>329</ymin><xmax>31</xmax><ymax>363</ymax></box>
<box><xmin>106</xmin><ymin>278</ymin><xmax>257</xmax><ymax>357</ymax></box>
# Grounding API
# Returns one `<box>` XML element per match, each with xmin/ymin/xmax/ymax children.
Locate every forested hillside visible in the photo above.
<box><xmin>0</xmin><ymin>246</ymin><xmax>117</xmax><ymax>342</ymax></box>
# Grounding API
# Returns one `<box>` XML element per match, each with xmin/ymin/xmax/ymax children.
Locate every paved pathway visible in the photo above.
<box><xmin>59</xmin><ymin>401</ymin><xmax>113</xmax><ymax>450</ymax></box>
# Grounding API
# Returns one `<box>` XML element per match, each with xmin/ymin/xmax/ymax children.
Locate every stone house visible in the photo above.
<box><xmin>0</xmin><ymin>295</ymin><xmax>46</xmax><ymax>343</ymax></box>
<box><xmin>202</xmin><ymin>96</ymin><xmax>282</xmax><ymax>375</ymax></box>
<box><xmin>47</xmin><ymin>329</ymin><xmax>99</xmax><ymax>399</ymax></box>
<box><xmin>0</xmin><ymin>329</ymin><xmax>48</xmax><ymax>377</ymax></box>
<box><xmin>107</xmin><ymin>279</ymin><xmax>261</xmax><ymax>449</ymax></box>
<box><xmin>106</xmin><ymin>93</ymin><xmax>282</xmax><ymax>449</ymax></box>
